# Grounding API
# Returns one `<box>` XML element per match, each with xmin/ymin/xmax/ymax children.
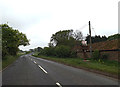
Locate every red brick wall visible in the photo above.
<box><xmin>77</xmin><ymin>51</ymin><xmax>120</xmax><ymax>61</ymax></box>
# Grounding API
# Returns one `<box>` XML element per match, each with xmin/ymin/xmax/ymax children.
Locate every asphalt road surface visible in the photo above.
<box><xmin>2</xmin><ymin>54</ymin><xmax>119</xmax><ymax>86</ymax></box>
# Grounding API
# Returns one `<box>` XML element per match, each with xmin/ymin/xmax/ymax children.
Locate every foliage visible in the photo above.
<box><xmin>73</xmin><ymin>30</ymin><xmax>83</xmax><ymax>41</ymax></box>
<box><xmin>1</xmin><ymin>24</ymin><xmax>29</xmax><ymax>59</ymax></box>
<box><xmin>38</xmin><ymin>45</ymin><xmax>77</xmax><ymax>58</ymax></box>
<box><xmin>39</xmin><ymin>29</ymin><xmax>83</xmax><ymax>58</ymax></box>
<box><xmin>85</xmin><ymin>35</ymin><xmax>107</xmax><ymax>44</ymax></box>
<box><xmin>50</xmin><ymin>29</ymin><xmax>83</xmax><ymax>47</ymax></box>
<box><xmin>55</xmin><ymin>45</ymin><xmax>71</xmax><ymax>58</ymax></box>
<box><xmin>92</xmin><ymin>50</ymin><xmax>109</xmax><ymax>62</ymax></box>
<box><xmin>92</xmin><ymin>49</ymin><xmax>100</xmax><ymax>60</ymax></box>
<box><xmin>50</xmin><ymin>30</ymin><xmax>74</xmax><ymax>46</ymax></box>
<box><xmin>38</xmin><ymin>48</ymin><xmax>45</xmax><ymax>56</ymax></box>
<box><xmin>25</xmin><ymin>51</ymin><xmax>31</xmax><ymax>54</ymax></box>
<box><xmin>37</xmin><ymin>47</ymin><xmax>42</xmax><ymax>52</ymax></box>
<box><xmin>85</xmin><ymin>33</ymin><xmax>120</xmax><ymax>44</ymax></box>
<box><xmin>70</xmin><ymin>50</ymin><xmax>77</xmax><ymax>58</ymax></box>
<box><xmin>2</xmin><ymin>52</ymin><xmax>25</xmax><ymax>69</ymax></box>
<box><xmin>108</xmin><ymin>33</ymin><xmax>120</xmax><ymax>40</ymax></box>
<box><xmin>43</xmin><ymin>47</ymin><xmax>55</xmax><ymax>56</ymax></box>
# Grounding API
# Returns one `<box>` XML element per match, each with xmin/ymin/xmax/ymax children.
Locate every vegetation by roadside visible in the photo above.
<box><xmin>32</xmin><ymin>53</ymin><xmax>119</xmax><ymax>78</ymax></box>
<box><xmin>1</xmin><ymin>24</ymin><xmax>30</xmax><ymax>71</ymax></box>
<box><xmin>2</xmin><ymin>52</ymin><xmax>25</xmax><ymax>70</ymax></box>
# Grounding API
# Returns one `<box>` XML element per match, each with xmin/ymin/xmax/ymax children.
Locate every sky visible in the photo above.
<box><xmin>0</xmin><ymin>0</ymin><xmax>119</xmax><ymax>51</ymax></box>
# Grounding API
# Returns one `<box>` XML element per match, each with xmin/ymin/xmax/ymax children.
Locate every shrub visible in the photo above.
<box><xmin>38</xmin><ymin>49</ymin><xmax>45</xmax><ymax>56</ymax></box>
<box><xmin>55</xmin><ymin>45</ymin><xmax>71</xmax><ymax>58</ymax></box>
<box><xmin>92</xmin><ymin>49</ymin><xmax>100</xmax><ymax>60</ymax></box>
<box><xmin>38</xmin><ymin>47</ymin><xmax>55</xmax><ymax>56</ymax></box>
<box><xmin>70</xmin><ymin>50</ymin><xmax>77</xmax><ymax>58</ymax></box>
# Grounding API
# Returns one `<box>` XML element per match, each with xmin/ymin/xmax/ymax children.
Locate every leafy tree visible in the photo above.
<box><xmin>50</xmin><ymin>29</ymin><xmax>83</xmax><ymax>47</ymax></box>
<box><xmin>37</xmin><ymin>47</ymin><xmax>42</xmax><ymax>52</ymax></box>
<box><xmin>73</xmin><ymin>30</ymin><xmax>83</xmax><ymax>41</ymax></box>
<box><xmin>38</xmin><ymin>30</ymin><xmax>83</xmax><ymax>58</ymax></box>
<box><xmin>50</xmin><ymin>30</ymin><xmax>74</xmax><ymax>47</ymax></box>
<box><xmin>85</xmin><ymin>34</ymin><xmax>107</xmax><ymax>44</ymax></box>
<box><xmin>108</xmin><ymin>33</ymin><xmax>120</xmax><ymax>40</ymax></box>
<box><xmin>1</xmin><ymin>24</ymin><xmax>29</xmax><ymax>58</ymax></box>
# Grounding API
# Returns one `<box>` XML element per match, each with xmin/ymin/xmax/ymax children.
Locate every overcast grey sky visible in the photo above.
<box><xmin>0</xmin><ymin>0</ymin><xmax>119</xmax><ymax>51</ymax></box>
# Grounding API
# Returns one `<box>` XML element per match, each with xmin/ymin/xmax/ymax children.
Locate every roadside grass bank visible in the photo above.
<box><xmin>32</xmin><ymin>54</ymin><xmax>119</xmax><ymax>78</ymax></box>
<box><xmin>2</xmin><ymin>52</ymin><xmax>25</xmax><ymax>70</ymax></box>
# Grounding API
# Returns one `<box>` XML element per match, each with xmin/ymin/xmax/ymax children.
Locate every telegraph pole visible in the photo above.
<box><xmin>89</xmin><ymin>21</ymin><xmax>92</xmax><ymax>58</ymax></box>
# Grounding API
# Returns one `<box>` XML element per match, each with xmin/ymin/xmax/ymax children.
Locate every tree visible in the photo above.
<box><xmin>73</xmin><ymin>30</ymin><xmax>83</xmax><ymax>41</ymax></box>
<box><xmin>39</xmin><ymin>29</ymin><xmax>83</xmax><ymax>58</ymax></box>
<box><xmin>73</xmin><ymin>30</ymin><xmax>83</xmax><ymax>46</ymax></box>
<box><xmin>1</xmin><ymin>24</ymin><xmax>29</xmax><ymax>58</ymax></box>
<box><xmin>37</xmin><ymin>47</ymin><xmax>42</xmax><ymax>52</ymax></box>
<box><xmin>85</xmin><ymin>34</ymin><xmax>107</xmax><ymax>44</ymax></box>
<box><xmin>50</xmin><ymin>30</ymin><xmax>74</xmax><ymax>47</ymax></box>
<box><xmin>108</xmin><ymin>33</ymin><xmax>120</xmax><ymax>40</ymax></box>
<box><xmin>50</xmin><ymin>29</ymin><xmax>83</xmax><ymax>47</ymax></box>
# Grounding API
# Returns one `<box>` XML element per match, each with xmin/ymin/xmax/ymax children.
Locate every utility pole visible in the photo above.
<box><xmin>89</xmin><ymin>21</ymin><xmax>92</xmax><ymax>58</ymax></box>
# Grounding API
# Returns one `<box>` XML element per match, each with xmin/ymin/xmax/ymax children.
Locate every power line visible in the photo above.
<box><xmin>91</xmin><ymin>25</ymin><xmax>96</xmax><ymax>35</ymax></box>
<box><xmin>77</xmin><ymin>24</ymin><xmax>88</xmax><ymax>30</ymax></box>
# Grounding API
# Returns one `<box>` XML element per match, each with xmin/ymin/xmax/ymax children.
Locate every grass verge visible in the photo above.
<box><xmin>33</xmin><ymin>54</ymin><xmax>119</xmax><ymax>78</ymax></box>
<box><xmin>2</xmin><ymin>53</ymin><xmax>25</xmax><ymax>70</ymax></box>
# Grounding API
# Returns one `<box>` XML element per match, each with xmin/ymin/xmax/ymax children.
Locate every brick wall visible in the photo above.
<box><xmin>77</xmin><ymin>51</ymin><xmax>120</xmax><ymax>61</ymax></box>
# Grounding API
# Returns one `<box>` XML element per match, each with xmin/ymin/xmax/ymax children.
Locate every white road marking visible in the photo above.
<box><xmin>56</xmin><ymin>82</ymin><xmax>62</xmax><ymax>87</ymax></box>
<box><xmin>31</xmin><ymin>59</ymin><xmax>32</xmax><ymax>61</ymax></box>
<box><xmin>33</xmin><ymin>61</ymin><xmax>37</xmax><ymax>64</ymax></box>
<box><xmin>38</xmin><ymin>65</ymin><xmax>48</xmax><ymax>74</ymax></box>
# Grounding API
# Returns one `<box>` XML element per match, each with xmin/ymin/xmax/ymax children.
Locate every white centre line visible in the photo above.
<box><xmin>56</xmin><ymin>82</ymin><xmax>62</xmax><ymax>87</ymax></box>
<box><xmin>38</xmin><ymin>65</ymin><xmax>48</xmax><ymax>74</ymax></box>
<box><xmin>33</xmin><ymin>61</ymin><xmax>37</xmax><ymax>64</ymax></box>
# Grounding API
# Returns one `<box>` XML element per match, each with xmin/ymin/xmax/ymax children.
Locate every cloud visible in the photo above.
<box><xmin>0</xmin><ymin>0</ymin><xmax>119</xmax><ymax>50</ymax></box>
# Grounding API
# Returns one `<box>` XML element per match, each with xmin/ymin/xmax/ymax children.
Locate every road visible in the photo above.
<box><xmin>2</xmin><ymin>54</ymin><xmax>119</xmax><ymax>86</ymax></box>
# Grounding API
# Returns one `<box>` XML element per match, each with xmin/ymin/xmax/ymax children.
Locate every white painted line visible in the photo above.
<box><xmin>56</xmin><ymin>82</ymin><xmax>62</xmax><ymax>87</ymax></box>
<box><xmin>31</xmin><ymin>59</ymin><xmax>32</xmax><ymax>61</ymax></box>
<box><xmin>38</xmin><ymin>65</ymin><xmax>48</xmax><ymax>74</ymax></box>
<box><xmin>33</xmin><ymin>61</ymin><xmax>37</xmax><ymax>64</ymax></box>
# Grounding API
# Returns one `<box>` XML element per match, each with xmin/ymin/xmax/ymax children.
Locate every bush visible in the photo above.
<box><xmin>38</xmin><ymin>47</ymin><xmax>55</xmax><ymax>56</ymax></box>
<box><xmin>92</xmin><ymin>49</ymin><xmax>100</xmax><ymax>60</ymax></box>
<box><xmin>44</xmin><ymin>47</ymin><xmax>55</xmax><ymax>56</ymax></box>
<box><xmin>38</xmin><ymin>49</ymin><xmax>45</xmax><ymax>56</ymax></box>
<box><xmin>38</xmin><ymin>45</ymin><xmax>76</xmax><ymax>58</ymax></box>
<box><xmin>70</xmin><ymin>50</ymin><xmax>77</xmax><ymax>58</ymax></box>
<box><xmin>55</xmin><ymin>45</ymin><xmax>71</xmax><ymax>58</ymax></box>
<box><xmin>2</xmin><ymin>48</ymin><xmax>9</xmax><ymax>60</ymax></box>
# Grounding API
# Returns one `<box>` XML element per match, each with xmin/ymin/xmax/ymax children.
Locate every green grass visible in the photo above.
<box><xmin>2</xmin><ymin>52</ymin><xmax>25</xmax><ymax>70</ymax></box>
<box><xmin>33</xmin><ymin>54</ymin><xmax>119</xmax><ymax>76</ymax></box>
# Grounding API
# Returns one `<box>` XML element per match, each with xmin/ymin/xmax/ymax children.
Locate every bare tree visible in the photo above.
<box><xmin>74</xmin><ymin>30</ymin><xmax>83</xmax><ymax>41</ymax></box>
